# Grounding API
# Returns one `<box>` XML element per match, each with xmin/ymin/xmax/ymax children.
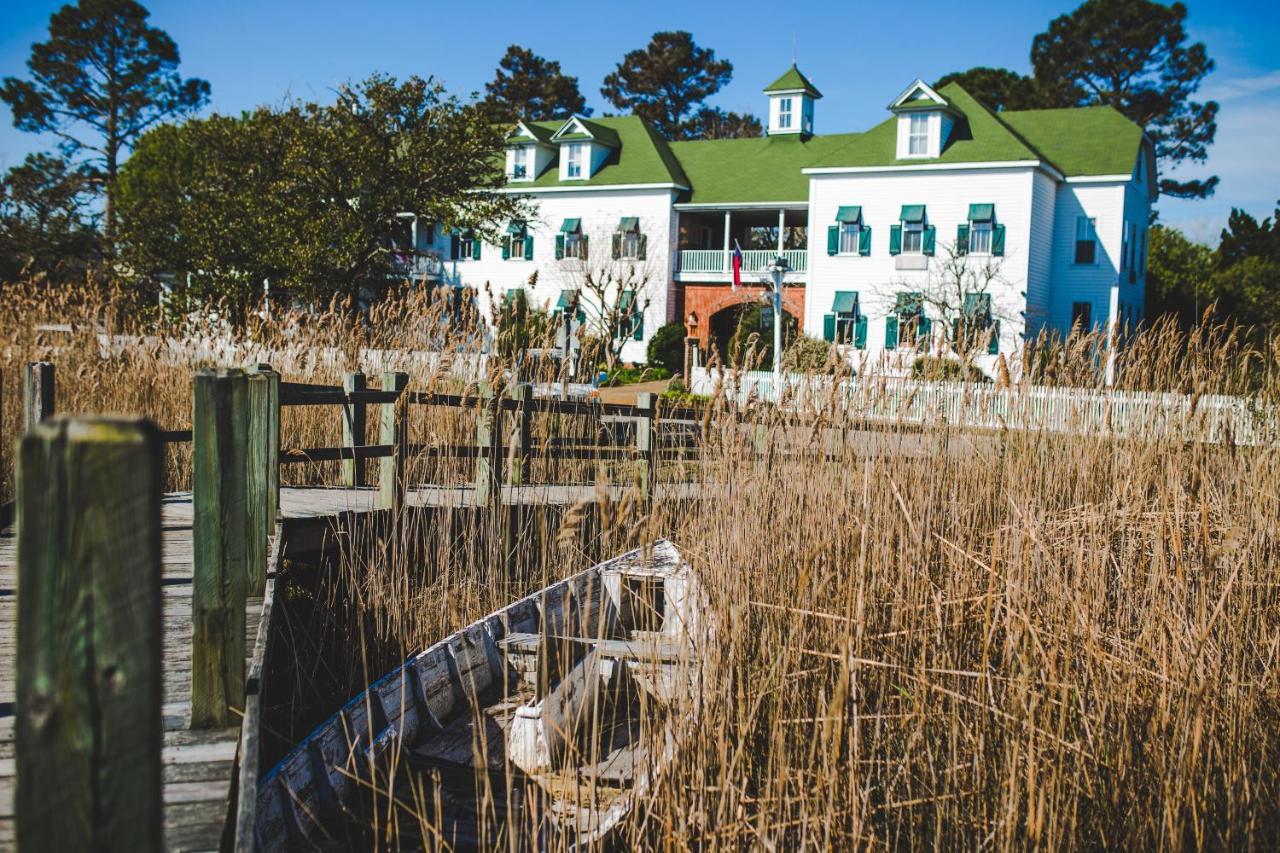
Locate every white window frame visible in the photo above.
<box><xmin>834</xmin><ymin>311</ymin><xmax>858</xmax><ymax>344</ymax></box>
<box><xmin>566</xmin><ymin>143</ymin><xmax>585</xmax><ymax>179</ymax></box>
<box><xmin>902</xmin><ymin>221</ymin><xmax>924</xmax><ymax>254</ymax></box>
<box><xmin>908</xmin><ymin>114</ymin><xmax>929</xmax><ymax>156</ymax></box>
<box><xmin>1074</xmin><ymin>216</ymin><xmax>1097</xmax><ymax>265</ymax></box>
<box><xmin>510</xmin><ymin>147</ymin><xmax>528</xmax><ymax>180</ymax></box>
<box><xmin>563</xmin><ymin>231</ymin><xmax>584</xmax><ymax>260</ymax></box>
<box><xmin>778</xmin><ymin>97</ymin><xmax>793</xmax><ymax>130</ymax></box>
<box><xmin>839</xmin><ymin>221</ymin><xmax>861</xmax><ymax>255</ymax></box>
<box><xmin>621</xmin><ymin>230</ymin><xmax>640</xmax><ymax>259</ymax></box>
<box><xmin>969</xmin><ymin>221</ymin><xmax>993</xmax><ymax>255</ymax></box>
<box><xmin>506</xmin><ymin>229</ymin><xmax>525</xmax><ymax>261</ymax></box>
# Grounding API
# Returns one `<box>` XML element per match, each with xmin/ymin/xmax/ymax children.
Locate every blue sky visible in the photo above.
<box><xmin>2</xmin><ymin>0</ymin><xmax>1277</xmax><ymax>242</ymax></box>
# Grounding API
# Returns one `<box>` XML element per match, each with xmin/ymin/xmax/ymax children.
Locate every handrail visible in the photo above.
<box><xmin>279</xmin><ymin>444</ymin><xmax>396</xmax><ymax>464</ymax></box>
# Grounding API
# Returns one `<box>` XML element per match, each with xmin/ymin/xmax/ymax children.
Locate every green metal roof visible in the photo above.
<box><xmin>617</xmin><ymin>216</ymin><xmax>639</xmax><ymax>232</ymax></box>
<box><xmin>900</xmin><ymin>204</ymin><xmax>926</xmax><ymax>223</ymax></box>
<box><xmin>968</xmin><ymin>203</ymin><xmax>995</xmax><ymax>222</ymax></box>
<box><xmin>835</xmin><ymin>206</ymin><xmax>862</xmax><ymax>223</ymax></box>
<box><xmin>559</xmin><ymin>218</ymin><xmax>581</xmax><ymax>233</ymax></box>
<box><xmin>504</xmin><ymin>121</ymin><xmax>554</xmax><ymax>145</ymax></box>
<box><xmin>832</xmin><ymin>291</ymin><xmax>858</xmax><ymax>313</ymax></box>
<box><xmin>667</xmin><ymin>132</ymin><xmax>861</xmax><ymax>204</ymax></box>
<box><xmin>764</xmin><ymin>65</ymin><xmax>822</xmax><ymax>98</ymax></box>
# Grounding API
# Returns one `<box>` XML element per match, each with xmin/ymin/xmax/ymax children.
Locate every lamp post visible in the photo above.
<box><xmin>766</xmin><ymin>255</ymin><xmax>789</xmax><ymax>390</ymax></box>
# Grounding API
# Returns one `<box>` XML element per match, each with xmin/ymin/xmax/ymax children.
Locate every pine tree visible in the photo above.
<box><xmin>601</xmin><ymin>31</ymin><xmax>733</xmax><ymax>140</ymax></box>
<box><xmin>1</xmin><ymin>0</ymin><xmax>209</xmax><ymax>251</ymax></box>
<box><xmin>481</xmin><ymin>46</ymin><xmax>589</xmax><ymax>122</ymax></box>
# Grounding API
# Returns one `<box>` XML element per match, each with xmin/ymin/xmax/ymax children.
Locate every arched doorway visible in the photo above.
<box><xmin>708</xmin><ymin>299</ymin><xmax>799</xmax><ymax>368</ymax></box>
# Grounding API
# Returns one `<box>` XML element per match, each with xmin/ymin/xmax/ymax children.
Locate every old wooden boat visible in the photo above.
<box><xmin>255</xmin><ymin>540</ymin><xmax>710</xmax><ymax>850</ymax></box>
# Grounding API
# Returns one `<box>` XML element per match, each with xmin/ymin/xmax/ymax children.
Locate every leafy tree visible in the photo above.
<box><xmin>1031</xmin><ymin>0</ymin><xmax>1218</xmax><ymax>199</ymax></box>
<box><xmin>646</xmin><ymin>322</ymin><xmax>686</xmax><ymax>373</ymax></box>
<box><xmin>1</xmin><ymin>0</ymin><xmax>210</xmax><ymax>248</ymax></box>
<box><xmin>481</xmin><ymin>45</ymin><xmax>590</xmax><ymax>122</ymax></box>
<box><xmin>601</xmin><ymin>31</ymin><xmax>733</xmax><ymax>140</ymax></box>
<box><xmin>1217</xmin><ymin>204</ymin><xmax>1279</xmax><ymax>269</ymax></box>
<box><xmin>1145</xmin><ymin>224</ymin><xmax>1214</xmax><ymax>327</ymax></box>
<box><xmin>684</xmin><ymin>107</ymin><xmax>762</xmax><ymax>140</ymax></box>
<box><xmin>116</xmin><ymin>75</ymin><xmax>524</xmax><ymax>307</ymax></box>
<box><xmin>0</xmin><ymin>152</ymin><xmax>98</xmax><ymax>281</ymax></box>
<box><xmin>1207</xmin><ymin>255</ymin><xmax>1280</xmax><ymax>334</ymax></box>
<box><xmin>933</xmin><ymin>66</ymin><xmax>1062</xmax><ymax>112</ymax></box>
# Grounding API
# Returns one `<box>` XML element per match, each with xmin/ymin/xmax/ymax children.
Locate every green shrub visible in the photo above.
<box><xmin>911</xmin><ymin>356</ymin><xmax>990</xmax><ymax>383</ymax></box>
<box><xmin>646</xmin><ymin>322</ymin><xmax>686</xmax><ymax>374</ymax></box>
<box><xmin>782</xmin><ymin>335</ymin><xmax>836</xmax><ymax>373</ymax></box>
<box><xmin>601</xmin><ymin>365</ymin><xmax>670</xmax><ymax>387</ymax></box>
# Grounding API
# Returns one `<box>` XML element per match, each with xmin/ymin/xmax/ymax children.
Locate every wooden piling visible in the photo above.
<box><xmin>23</xmin><ymin>361</ymin><xmax>55</xmax><ymax>432</ymax></box>
<box><xmin>341</xmin><ymin>371</ymin><xmax>367</xmax><ymax>488</ymax></box>
<box><xmin>15</xmin><ymin>417</ymin><xmax>164</xmax><ymax>851</ymax></box>
<box><xmin>246</xmin><ymin>365</ymin><xmax>279</xmax><ymax>595</ymax></box>
<box><xmin>191</xmin><ymin>368</ymin><xmax>249</xmax><ymax>730</ymax></box>
<box><xmin>508</xmin><ymin>383</ymin><xmax>532</xmax><ymax>486</ymax></box>
<box><xmin>377</xmin><ymin>372</ymin><xmax>409</xmax><ymax>512</ymax></box>
<box><xmin>635</xmin><ymin>392</ymin><xmax>656</xmax><ymax>501</ymax></box>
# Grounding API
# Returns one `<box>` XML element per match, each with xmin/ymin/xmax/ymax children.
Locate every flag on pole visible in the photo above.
<box><xmin>731</xmin><ymin>240</ymin><xmax>743</xmax><ymax>290</ymax></box>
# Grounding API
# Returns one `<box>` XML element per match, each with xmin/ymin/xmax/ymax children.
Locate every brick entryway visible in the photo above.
<box><xmin>676</xmin><ymin>282</ymin><xmax>806</xmax><ymax>353</ymax></box>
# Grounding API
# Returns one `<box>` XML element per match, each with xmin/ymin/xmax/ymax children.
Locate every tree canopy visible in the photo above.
<box><xmin>601</xmin><ymin>31</ymin><xmax>748</xmax><ymax>140</ymax></box>
<box><xmin>1</xmin><ymin>0</ymin><xmax>210</xmax><ymax>247</ymax></box>
<box><xmin>116</xmin><ymin>74</ymin><xmax>524</xmax><ymax>307</ymax></box>
<box><xmin>481</xmin><ymin>46</ymin><xmax>589</xmax><ymax>122</ymax></box>
<box><xmin>936</xmin><ymin>0</ymin><xmax>1218</xmax><ymax>200</ymax></box>
<box><xmin>0</xmin><ymin>153</ymin><xmax>99</xmax><ymax>282</ymax></box>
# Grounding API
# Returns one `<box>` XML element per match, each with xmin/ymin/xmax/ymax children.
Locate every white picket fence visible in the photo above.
<box><xmin>689</xmin><ymin>367</ymin><xmax>1277</xmax><ymax>446</ymax></box>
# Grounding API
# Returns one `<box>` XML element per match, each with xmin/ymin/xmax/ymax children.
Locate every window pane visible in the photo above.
<box><xmin>840</xmin><ymin>223</ymin><xmax>859</xmax><ymax>254</ymax></box>
<box><xmin>903</xmin><ymin>224</ymin><xmax>923</xmax><ymax>253</ymax></box>
<box><xmin>970</xmin><ymin>222</ymin><xmax>992</xmax><ymax>254</ymax></box>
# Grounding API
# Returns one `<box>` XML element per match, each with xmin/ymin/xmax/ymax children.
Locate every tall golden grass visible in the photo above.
<box><xmin>3</xmin><ymin>281</ymin><xmax>1279</xmax><ymax>848</ymax></box>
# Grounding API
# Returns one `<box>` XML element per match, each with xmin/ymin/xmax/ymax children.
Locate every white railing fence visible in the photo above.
<box><xmin>678</xmin><ymin>249</ymin><xmax>809</xmax><ymax>275</ymax></box>
<box><xmin>678</xmin><ymin>250</ymin><xmax>725</xmax><ymax>273</ymax></box>
<box><xmin>688</xmin><ymin>366</ymin><xmax>1277</xmax><ymax>446</ymax></box>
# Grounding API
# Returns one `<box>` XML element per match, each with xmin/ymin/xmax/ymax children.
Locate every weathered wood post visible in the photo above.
<box><xmin>341</xmin><ymin>371</ymin><xmax>367</xmax><ymax>488</ymax></box>
<box><xmin>16</xmin><ymin>417</ymin><xmax>164</xmax><ymax>851</ymax></box>
<box><xmin>246</xmin><ymin>364</ymin><xmax>279</xmax><ymax>596</ymax></box>
<box><xmin>23</xmin><ymin>361</ymin><xmax>55</xmax><ymax>432</ymax></box>
<box><xmin>508</xmin><ymin>383</ymin><xmax>532</xmax><ymax>486</ymax></box>
<box><xmin>377</xmin><ymin>372</ymin><xmax>409</xmax><ymax>512</ymax></box>
<box><xmin>635</xmin><ymin>392</ymin><xmax>656</xmax><ymax>502</ymax></box>
<box><xmin>475</xmin><ymin>384</ymin><xmax>503</xmax><ymax>506</ymax></box>
<box><xmin>192</xmin><ymin>368</ymin><xmax>249</xmax><ymax>730</ymax></box>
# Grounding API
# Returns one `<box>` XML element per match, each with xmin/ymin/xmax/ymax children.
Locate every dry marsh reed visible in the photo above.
<box><xmin>3</xmin><ymin>281</ymin><xmax>1279</xmax><ymax>848</ymax></box>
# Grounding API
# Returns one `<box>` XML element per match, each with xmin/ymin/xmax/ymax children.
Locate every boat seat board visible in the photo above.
<box><xmin>498</xmin><ymin>633</ymin><xmax>690</xmax><ymax>663</ymax></box>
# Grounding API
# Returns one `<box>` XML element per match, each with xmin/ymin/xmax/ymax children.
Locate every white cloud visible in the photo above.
<box><xmin>1202</xmin><ymin>69</ymin><xmax>1280</xmax><ymax>103</ymax></box>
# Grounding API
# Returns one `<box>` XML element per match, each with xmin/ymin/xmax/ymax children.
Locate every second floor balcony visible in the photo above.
<box><xmin>675</xmin><ymin>206</ymin><xmax>808</xmax><ymax>283</ymax></box>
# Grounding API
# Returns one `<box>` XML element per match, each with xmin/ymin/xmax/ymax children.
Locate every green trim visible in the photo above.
<box><xmin>832</xmin><ymin>291</ymin><xmax>858</xmax><ymax>314</ymax></box>
<box><xmin>835</xmin><ymin>205</ymin><xmax>862</xmax><ymax>223</ymax></box>
<box><xmin>858</xmin><ymin>226</ymin><xmax>872</xmax><ymax>256</ymax></box>
<box><xmin>764</xmin><ymin>65</ymin><xmax>822</xmax><ymax>98</ymax></box>
<box><xmin>822</xmin><ymin>314</ymin><xmax>835</xmax><ymax>342</ymax></box>
<box><xmin>505</xmin><ymin>222</ymin><xmax>525</xmax><ymax>234</ymax></box>
<box><xmin>900</xmin><ymin>204</ymin><xmax>926</xmax><ymax>223</ymax></box>
<box><xmin>968</xmin><ymin>203</ymin><xmax>994</xmax><ymax>222</ymax></box>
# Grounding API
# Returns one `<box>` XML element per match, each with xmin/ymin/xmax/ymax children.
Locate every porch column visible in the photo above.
<box><xmin>777</xmin><ymin>208</ymin><xmax>786</xmax><ymax>253</ymax></box>
<box><xmin>722</xmin><ymin>210</ymin><xmax>731</xmax><ymax>273</ymax></box>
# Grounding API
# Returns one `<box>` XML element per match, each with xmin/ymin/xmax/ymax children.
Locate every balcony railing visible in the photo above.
<box><xmin>677</xmin><ymin>249</ymin><xmax>808</xmax><ymax>275</ymax></box>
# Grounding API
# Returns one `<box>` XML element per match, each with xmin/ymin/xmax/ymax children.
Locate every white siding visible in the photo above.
<box><xmin>1047</xmin><ymin>182</ymin><xmax>1126</xmax><ymax>334</ymax></box>
<box><xmin>805</xmin><ymin>166</ymin><xmax>1038</xmax><ymax>372</ymax></box>
<box><xmin>1026</xmin><ymin>171</ymin><xmax>1057</xmax><ymax>336</ymax></box>
<box><xmin>446</xmin><ymin>187</ymin><xmax>678</xmax><ymax>363</ymax></box>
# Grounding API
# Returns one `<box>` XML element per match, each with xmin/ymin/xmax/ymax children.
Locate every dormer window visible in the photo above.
<box><xmin>908</xmin><ymin>114</ymin><xmax>929</xmax><ymax>156</ymax></box>
<box><xmin>510</xmin><ymin>147</ymin><xmax>528</xmax><ymax>179</ymax></box>
<box><xmin>566</xmin><ymin>143</ymin><xmax>585</xmax><ymax>179</ymax></box>
<box><xmin>778</xmin><ymin>98</ymin><xmax>793</xmax><ymax>130</ymax></box>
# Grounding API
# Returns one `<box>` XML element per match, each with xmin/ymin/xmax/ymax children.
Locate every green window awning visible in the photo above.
<box><xmin>962</xmin><ymin>292</ymin><xmax>991</xmax><ymax>317</ymax></box>
<box><xmin>505</xmin><ymin>221</ymin><xmax>525</xmax><ymax>234</ymax></box>
<box><xmin>894</xmin><ymin>291</ymin><xmax>924</xmax><ymax>314</ymax></box>
<box><xmin>555</xmin><ymin>289</ymin><xmax>578</xmax><ymax>309</ymax></box>
<box><xmin>835</xmin><ymin>206</ymin><xmax>862</xmax><ymax>223</ymax></box>
<box><xmin>832</xmin><ymin>291</ymin><xmax>858</xmax><ymax>313</ymax></box>
<box><xmin>900</xmin><ymin>205</ymin><xmax>926</xmax><ymax>223</ymax></box>
<box><xmin>968</xmin><ymin>204</ymin><xmax>995</xmax><ymax>222</ymax></box>
<box><xmin>559</xmin><ymin>218</ymin><xmax>581</xmax><ymax>233</ymax></box>
<box><xmin>617</xmin><ymin>216</ymin><xmax>639</xmax><ymax>232</ymax></box>
<box><xmin>618</xmin><ymin>290</ymin><xmax>635</xmax><ymax>310</ymax></box>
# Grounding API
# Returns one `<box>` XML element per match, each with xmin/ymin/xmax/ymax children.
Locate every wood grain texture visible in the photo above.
<box><xmin>377</xmin><ymin>372</ymin><xmax>409</xmax><ymax>512</ymax></box>
<box><xmin>191</xmin><ymin>369</ymin><xmax>248</xmax><ymax>730</ymax></box>
<box><xmin>21</xmin><ymin>363</ymin><xmax>54</xmax><ymax>434</ymax></box>
<box><xmin>341</xmin><ymin>372</ymin><xmax>367</xmax><ymax>488</ymax></box>
<box><xmin>15</xmin><ymin>417</ymin><xmax>163</xmax><ymax>852</ymax></box>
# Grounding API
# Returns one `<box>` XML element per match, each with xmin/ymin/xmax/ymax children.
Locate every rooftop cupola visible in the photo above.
<box><xmin>888</xmin><ymin>79</ymin><xmax>962</xmax><ymax>159</ymax></box>
<box><xmin>764</xmin><ymin>65</ymin><xmax>821</xmax><ymax>137</ymax></box>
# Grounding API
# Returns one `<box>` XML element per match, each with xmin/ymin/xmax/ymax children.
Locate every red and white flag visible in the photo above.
<box><xmin>731</xmin><ymin>241</ymin><xmax>743</xmax><ymax>290</ymax></box>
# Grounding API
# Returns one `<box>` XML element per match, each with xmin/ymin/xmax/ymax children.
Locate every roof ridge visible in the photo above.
<box><xmin>937</xmin><ymin>81</ymin><xmax>1048</xmax><ymax>166</ymax></box>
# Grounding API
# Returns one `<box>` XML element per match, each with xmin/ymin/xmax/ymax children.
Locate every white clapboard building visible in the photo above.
<box><xmin>414</xmin><ymin>66</ymin><xmax>1154</xmax><ymax>373</ymax></box>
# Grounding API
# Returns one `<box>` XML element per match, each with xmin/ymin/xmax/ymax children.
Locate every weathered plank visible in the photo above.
<box><xmin>15</xmin><ymin>417</ymin><xmax>163</xmax><ymax>851</ymax></box>
<box><xmin>378</xmin><ymin>372</ymin><xmax>410</xmax><ymax>511</ymax></box>
<box><xmin>22</xmin><ymin>362</ymin><xmax>55</xmax><ymax>433</ymax></box>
